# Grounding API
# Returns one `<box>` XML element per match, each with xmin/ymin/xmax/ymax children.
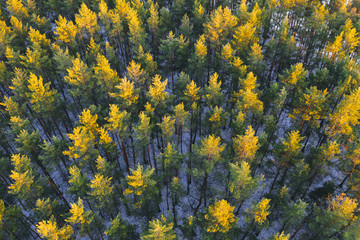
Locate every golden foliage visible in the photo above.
<box><xmin>8</xmin><ymin>170</ymin><xmax>33</xmax><ymax>196</ymax></box>
<box><xmin>111</xmin><ymin>77</ymin><xmax>139</xmax><ymax>107</ymax></box>
<box><xmin>204</xmin><ymin>6</ymin><xmax>237</xmax><ymax>46</ymax></box>
<box><xmin>94</xmin><ymin>54</ymin><xmax>119</xmax><ymax>91</ymax></box>
<box><xmin>195</xmin><ymin>35</ymin><xmax>207</xmax><ymax>57</ymax></box>
<box><xmin>205</xmin><ymin>199</ymin><xmax>235</xmax><ymax>233</ymax></box>
<box><xmin>233</xmin><ymin>126</ymin><xmax>259</xmax><ymax>161</ymax></box>
<box><xmin>66</xmin><ymin>198</ymin><xmax>92</xmax><ymax>225</ymax></box>
<box><xmin>327</xmin><ymin>87</ymin><xmax>360</xmax><ymax>137</ymax></box>
<box><xmin>141</xmin><ymin>215</ymin><xmax>176</xmax><ymax>240</ymax></box>
<box><xmin>148</xmin><ymin>75</ymin><xmax>168</xmax><ymax>106</ymax></box>
<box><xmin>124</xmin><ymin>164</ymin><xmax>155</xmax><ymax>198</ymax></box>
<box><xmin>90</xmin><ymin>174</ymin><xmax>113</xmax><ymax>198</ymax></box>
<box><xmin>75</xmin><ymin>3</ymin><xmax>98</xmax><ymax>37</ymax></box>
<box><xmin>37</xmin><ymin>217</ymin><xmax>73</xmax><ymax>240</ymax></box>
<box><xmin>252</xmin><ymin>198</ymin><xmax>271</xmax><ymax>224</ymax></box>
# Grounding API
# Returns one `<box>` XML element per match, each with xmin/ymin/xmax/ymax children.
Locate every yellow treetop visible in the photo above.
<box><xmin>314</xmin><ymin>3</ymin><xmax>329</xmax><ymax>23</ymax></box>
<box><xmin>282</xmin><ymin>131</ymin><xmax>304</xmax><ymax>158</ymax></box>
<box><xmin>94</xmin><ymin>54</ymin><xmax>119</xmax><ymax>91</ymax></box>
<box><xmin>252</xmin><ymin>198</ymin><xmax>271</xmax><ymax>224</ymax></box>
<box><xmin>273</xmin><ymin>232</ymin><xmax>290</xmax><ymax>240</ymax></box>
<box><xmin>27</xmin><ymin>73</ymin><xmax>57</xmax><ymax>113</ymax></box>
<box><xmin>233</xmin><ymin>125</ymin><xmax>259</xmax><ymax>161</ymax></box>
<box><xmin>65</xmin><ymin>57</ymin><xmax>90</xmax><ymax>87</ymax></box>
<box><xmin>126</xmin><ymin>7</ymin><xmax>145</xmax><ymax>47</ymax></box>
<box><xmin>209</xmin><ymin>106</ymin><xmax>223</xmax><ymax>124</ymax></box>
<box><xmin>6</xmin><ymin>0</ymin><xmax>29</xmax><ymax>20</ymax></box>
<box><xmin>141</xmin><ymin>215</ymin><xmax>176</xmax><ymax>240</ymax></box>
<box><xmin>75</xmin><ymin>3</ymin><xmax>98</xmax><ymax>37</ymax></box>
<box><xmin>0</xmin><ymin>20</ymin><xmax>12</xmax><ymax>52</ymax></box>
<box><xmin>205</xmin><ymin>199</ymin><xmax>236</xmax><ymax>233</ymax></box>
<box><xmin>289</xmin><ymin>86</ymin><xmax>327</xmax><ymax>128</ymax></box>
<box><xmin>322</xmin><ymin>141</ymin><xmax>341</xmax><ymax>161</ymax></box>
<box><xmin>10</xmin><ymin>16</ymin><xmax>24</xmax><ymax>33</ymax></box>
<box><xmin>222</xmin><ymin>42</ymin><xmax>234</xmax><ymax>61</ymax></box>
<box><xmin>28</xmin><ymin>27</ymin><xmax>50</xmax><ymax>47</ymax></box>
<box><xmin>232</xmin><ymin>22</ymin><xmax>258</xmax><ymax>54</ymax></box>
<box><xmin>237</xmin><ymin>72</ymin><xmax>263</xmax><ymax>114</ymax></box>
<box><xmin>90</xmin><ymin>174</ymin><xmax>113</xmax><ymax>198</ymax></box>
<box><xmin>1</xmin><ymin>96</ymin><xmax>22</xmax><ymax>117</ymax></box>
<box><xmin>66</xmin><ymin>198</ymin><xmax>92</xmax><ymax>225</ymax></box>
<box><xmin>204</xmin><ymin>72</ymin><xmax>222</xmax><ymax>105</ymax></box>
<box><xmin>200</xmin><ymin>135</ymin><xmax>225</xmax><ymax>162</ymax></box>
<box><xmin>96</xmin><ymin>155</ymin><xmax>107</xmax><ymax>172</ymax></box>
<box><xmin>248</xmin><ymin>3</ymin><xmax>262</xmax><ymax>29</ymax></box>
<box><xmin>37</xmin><ymin>217</ymin><xmax>74</xmax><ymax>240</ymax></box>
<box><xmin>135</xmin><ymin>112</ymin><xmax>151</xmax><ymax>141</ymax></box>
<box><xmin>147</xmin><ymin>1</ymin><xmax>159</xmax><ymax>34</ymax></box>
<box><xmin>111</xmin><ymin>77</ymin><xmax>139</xmax><ymax>107</ymax></box>
<box><xmin>99</xmin><ymin>127</ymin><xmax>112</xmax><ymax>145</ymax></box>
<box><xmin>148</xmin><ymin>75</ymin><xmax>168</xmax><ymax>106</ymax></box>
<box><xmin>124</xmin><ymin>164</ymin><xmax>155</xmax><ymax>196</ymax></box>
<box><xmin>327</xmin><ymin>87</ymin><xmax>360</xmax><ymax>137</ymax></box>
<box><xmin>79</xmin><ymin>109</ymin><xmax>99</xmax><ymax>135</ymax></box>
<box><xmin>282</xmin><ymin>63</ymin><xmax>307</xmax><ymax>88</ymax></box>
<box><xmin>174</xmin><ymin>102</ymin><xmax>189</xmax><ymax>126</ymax></box>
<box><xmin>11</xmin><ymin>153</ymin><xmax>30</xmax><ymax>173</ymax></box>
<box><xmin>204</xmin><ymin>6</ymin><xmax>237</xmax><ymax>46</ymax></box>
<box><xmin>126</xmin><ymin>60</ymin><xmax>145</xmax><ymax>85</ymax></box>
<box><xmin>158</xmin><ymin>115</ymin><xmax>175</xmax><ymax>140</ymax></box>
<box><xmin>195</xmin><ymin>35</ymin><xmax>207</xmax><ymax>57</ymax></box>
<box><xmin>194</xmin><ymin>0</ymin><xmax>205</xmax><ymax>18</ymax></box>
<box><xmin>63</xmin><ymin>126</ymin><xmax>95</xmax><ymax>160</ymax></box>
<box><xmin>250</xmin><ymin>43</ymin><xmax>263</xmax><ymax>62</ymax></box>
<box><xmin>106</xmin><ymin>104</ymin><xmax>129</xmax><ymax>134</ymax></box>
<box><xmin>184</xmin><ymin>80</ymin><xmax>201</xmax><ymax>103</ymax></box>
<box><xmin>328</xmin><ymin>193</ymin><xmax>358</xmax><ymax>222</ymax></box>
<box><xmin>8</xmin><ymin>170</ymin><xmax>33</xmax><ymax>196</ymax></box>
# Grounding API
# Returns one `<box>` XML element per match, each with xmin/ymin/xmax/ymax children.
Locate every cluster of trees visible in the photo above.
<box><xmin>1</xmin><ymin>0</ymin><xmax>360</xmax><ymax>239</ymax></box>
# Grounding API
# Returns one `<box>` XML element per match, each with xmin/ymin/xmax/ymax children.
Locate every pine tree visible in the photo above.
<box><xmin>147</xmin><ymin>74</ymin><xmax>168</xmax><ymax>107</ymax></box>
<box><xmin>75</xmin><ymin>3</ymin><xmax>99</xmax><ymax>38</ymax></box>
<box><xmin>63</xmin><ymin>126</ymin><xmax>97</xmax><ymax>163</ymax></box>
<box><xmin>233</xmin><ymin>125</ymin><xmax>259</xmax><ymax>162</ymax></box>
<box><xmin>204</xmin><ymin>6</ymin><xmax>238</xmax><ymax>47</ymax></box>
<box><xmin>27</xmin><ymin>72</ymin><xmax>58</xmax><ymax>114</ymax></box>
<box><xmin>37</xmin><ymin>216</ymin><xmax>74</xmax><ymax>240</ymax></box>
<box><xmin>66</xmin><ymin>197</ymin><xmax>93</xmax><ymax>236</ymax></box>
<box><xmin>141</xmin><ymin>215</ymin><xmax>176</xmax><ymax>240</ymax></box>
<box><xmin>229</xmin><ymin>161</ymin><xmax>263</xmax><ymax>208</ymax></box>
<box><xmin>6</xmin><ymin>0</ymin><xmax>29</xmax><ymax>20</ymax></box>
<box><xmin>249</xmin><ymin>198</ymin><xmax>271</xmax><ymax>225</ymax></box>
<box><xmin>110</xmin><ymin>77</ymin><xmax>139</xmax><ymax>108</ymax></box>
<box><xmin>65</xmin><ymin>57</ymin><xmax>93</xmax><ymax>99</ymax></box>
<box><xmin>204</xmin><ymin>72</ymin><xmax>222</xmax><ymax>107</ymax></box>
<box><xmin>289</xmin><ymin>86</ymin><xmax>328</xmax><ymax>129</ymax></box>
<box><xmin>124</xmin><ymin>164</ymin><xmax>156</xmax><ymax>208</ymax></box>
<box><xmin>90</xmin><ymin>174</ymin><xmax>113</xmax><ymax>208</ymax></box>
<box><xmin>94</xmin><ymin>54</ymin><xmax>119</xmax><ymax>93</ymax></box>
<box><xmin>327</xmin><ymin>87</ymin><xmax>360</xmax><ymax>138</ymax></box>
<box><xmin>205</xmin><ymin>199</ymin><xmax>236</xmax><ymax>233</ymax></box>
<box><xmin>236</xmin><ymin>72</ymin><xmax>263</xmax><ymax>116</ymax></box>
<box><xmin>68</xmin><ymin>165</ymin><xmax>90</xmax><ymax>197</ymax></box>
<box><xmin>8</xmin><ymin>153</ymin><xmax>34</xmax><ymax>200</ymax></box>
<box><xmin>127</xmin><ymin>7</ymin><xmax>146</xmax><ymax>49</ymax></box>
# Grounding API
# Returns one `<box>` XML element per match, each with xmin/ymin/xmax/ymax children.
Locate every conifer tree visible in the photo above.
<box><xmin>141</xmin><ymin>215</ymin><xmax>176</xmax><ymax>240</ymax></box>
<box><xmin>124</xmin><ymin>164</ymin><xmax>157</xmax><ymax>208</ymax></box>
<box><xmin>75</xmin><ymin>3</ymin><xmax>99</xmax><ymax>38</ymax></box>
<box><xmin>204</xmin><ymin>199</ymin><xmax>236</xmax><ymax>233</ymax></box>
<box><xmin>37</xmin><ymin>216</ymin><xmax>74</xmax><ymax>240</ymax></box>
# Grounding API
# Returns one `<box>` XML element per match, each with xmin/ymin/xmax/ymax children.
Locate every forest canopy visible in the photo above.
<box><xmin>1</xmin><ymin>0</ymin><xmax>360</xmax><ymax>239</ymax></box>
